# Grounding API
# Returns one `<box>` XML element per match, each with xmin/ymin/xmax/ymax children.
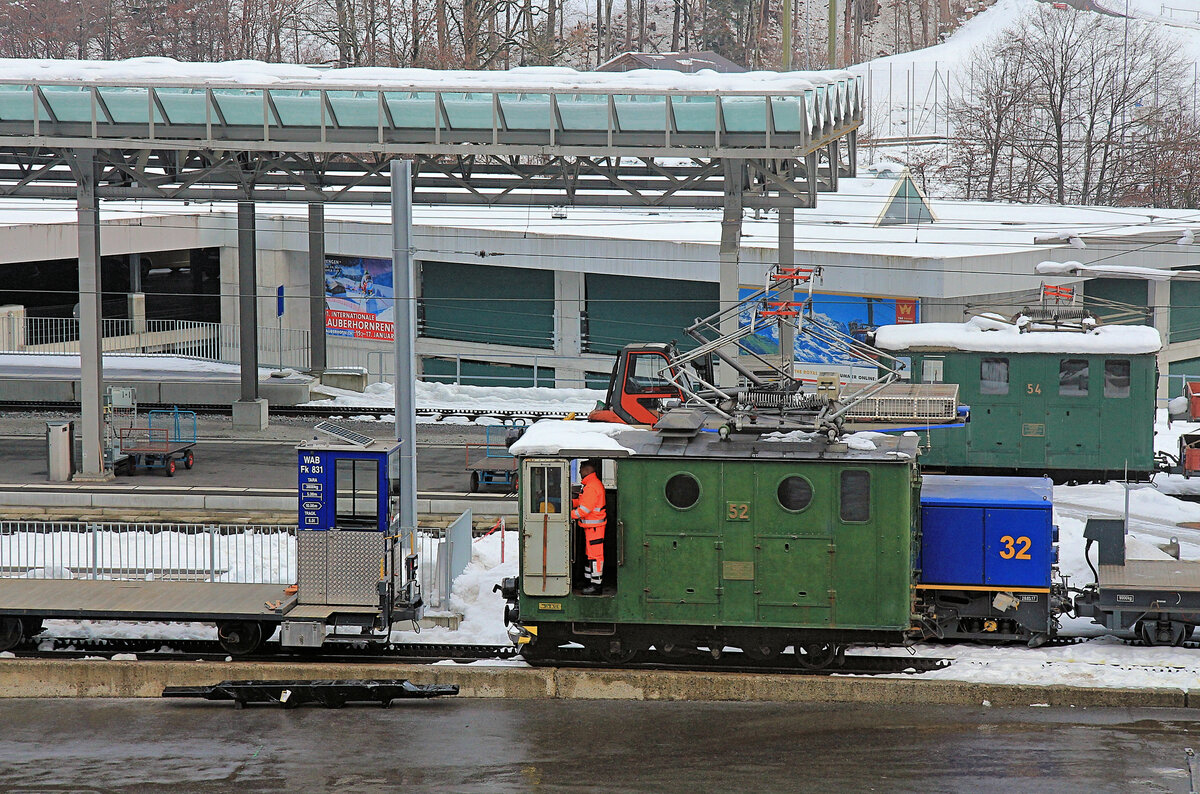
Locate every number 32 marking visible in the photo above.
<box><xmin>999</xmin><ymin>535</ymin><xmax>1032</xmax><ymax>560</ymax></box>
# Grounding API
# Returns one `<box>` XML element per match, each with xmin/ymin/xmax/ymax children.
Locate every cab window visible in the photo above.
<box><xmin>1104</xmin><ymin>359</ymin><xmax>1130</xmax><ymax>398</ymax></box>
<box><xmin>625</xmin><ymin>353</ymin><xmax>673</xmax><ymax>394</ymax></box>
<box><xmin>528</xmin><ymin>464</ymin><xmax>563</xmax><ymax>513</ymax></box>
<box><xmin>839</xmin><ymin>470</ymin><xmax>870</xmax><ymax>522</ymax></box>
<box><xmin>1059</xmin><ymin>359</ymin><xmax>1089</xmax><ymax>396</ymax></box>
<box><xmin>980</xmin><ymin>357</ymin><xmax>1008</xmax><ymax>395</ymax></box>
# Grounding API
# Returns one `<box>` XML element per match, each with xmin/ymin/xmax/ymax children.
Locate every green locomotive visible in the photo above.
<box><xmin>872</xmin><ymin>314</ymin><xmax>1161</xmax><ymax>482</ymax></box>
<box><xmin>498</xmin><ymin>414</ymin><xmax>922</xmax><ymax>668</ymax></box>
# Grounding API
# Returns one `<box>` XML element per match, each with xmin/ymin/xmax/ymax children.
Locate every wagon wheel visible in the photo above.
<box><xmin>184</xmin><ymin>450</ymin><xmax>194</xmax><ymax>470</ymax></box>
<box><xmin>217</xmin><ymin>621</ymin><xmax>264</xmax><ymax>656</ymax></box>
<box><xmin>469</xmin><ymin>470</ymin><xmax>480</xmax><ymax>493</ymax></box>
<box><xmin>795</xmin><ymin>642</ymin><xmax>840</xmax><ymax>670</ymax></box>
<box><xmin>20</xmin><ymin>618</ymin><xmax>43</xmax><ymax>638</ymax></box>
<box><xmin>166</xmin><ymin>459</ymin><xmax>176</xmax><ymax>477</ymax></box>
<box><xmin>657</xmin><ymin>641</ymin><xmax>691</xmax><ymax>658</ymax></box>
<box><xmin>0</xmin><ymin>617</ymin><xmax>23</xmax><ymax>652</ymax></box>
<box><xmin>1137</xmin><ymin>619</ymin><xmax>1187</xmax><ymax>647</ymax></box>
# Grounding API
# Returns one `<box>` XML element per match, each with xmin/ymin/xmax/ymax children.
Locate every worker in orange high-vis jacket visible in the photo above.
<box><xmin>571</xmin><ymin>460</ymin><xmax>607</xmax><ymax>595</ymax></box>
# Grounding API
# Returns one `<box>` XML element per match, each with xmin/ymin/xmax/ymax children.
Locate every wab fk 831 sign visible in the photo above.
<box><xmin>324</xmin><ymin>256</ymin><xmax>395</xmax><ymax>340</ymax></box>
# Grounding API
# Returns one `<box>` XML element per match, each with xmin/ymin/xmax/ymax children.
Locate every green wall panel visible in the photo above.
<box><xmin>421</xmin><ymin>260</ymin><xmax>554</xmax><ymax>349</ymax></box>
<box><xmin>585</xmin><ymin>274</ymin><xmax>718</xmax><ymax>354</ymax></box>
<box><xmin>422</xmin><ymin>357</ymin><xmax>555</xmax><ymax>388</ymax></box>
<box><xmin>1172</xmin><ymin>279</ymin><xmax>1200</xmax><ymax>344</ymax></box>
<box><xmin>1082</xmin><ymin>278</ymin><xmax>1148</xmax><ymax>325</ymax></box>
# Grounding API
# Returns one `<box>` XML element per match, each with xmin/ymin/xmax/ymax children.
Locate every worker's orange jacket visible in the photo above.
<box><xmin>570</xmin><ymin>472</ymin><xmax>607</xmax><ymax>530</ymax></box>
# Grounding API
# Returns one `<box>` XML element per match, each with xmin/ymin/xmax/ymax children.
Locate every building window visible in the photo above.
<box><xmin>665</xmin><ymin>473</ymin><xmax>701</xmax><ymax>510</ymax></box>
<box><xmin>335</xmin><ymin>458</ymin><xmax>379</xmax><ymax>527</ymax></box>
<box><xmin>980</xmin><ymin>357</ymin><xmax>1009</xmax><ymax>395</ymax></box>
<box><xmin>777</xmin><ymin>476</ymin><xmax>814</xmax><ymax>512</ymax></box>
<box><xmin>1104</xmin><ymin>359</ymin><xmax>1130</xmax><ymax>398</ymax></box>
<box><xmin>839</xmin><ymin>470</ymin><xmax>870</xmax><ymax>523</ymax></box>
<box><xmin>1059</xmin><ymin>359</ymin><xmax>1089</xmax><ymax>396</ymax></box>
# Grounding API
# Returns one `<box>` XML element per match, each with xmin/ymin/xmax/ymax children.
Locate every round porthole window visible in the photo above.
<box><xmin>665</xmin><ymin>473</ymin><xmax>701</xmax><ymax>510</ymax></box>
<box><xmin>777</xmin><ymin>476</ymin><xmax>813</xmax><ymax>512</ymax></box>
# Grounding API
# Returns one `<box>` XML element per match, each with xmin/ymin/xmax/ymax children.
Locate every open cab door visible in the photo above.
<box><xmin>521</xmin><ymin>458</ymin><xmax>571</xmax><ymax>597</ymax></box>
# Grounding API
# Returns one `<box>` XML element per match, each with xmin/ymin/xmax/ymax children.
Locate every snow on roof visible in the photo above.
<box><xmin>874</xmin><ymin>316</ymin><xmax>1162</xmax><ymax>354</ymax></box>
<box><xmin>508</xmin><ymin>419</ymin><xmax>655</xmax><ymax>457</ymax></box>
<box><xmin>0</xmin><ymin>57</ymin><xmax>849</xmax><ymax>94</ymax></box>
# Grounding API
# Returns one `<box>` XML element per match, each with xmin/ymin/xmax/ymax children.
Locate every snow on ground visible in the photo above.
<box><xmin>306</xmin><ymin>380</ymin><xmax>605</xmax><ymax>419</ymax></box>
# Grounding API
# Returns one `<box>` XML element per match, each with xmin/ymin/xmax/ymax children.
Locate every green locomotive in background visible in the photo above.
<box><xmin>498</xmin><ymin>417</ymin><xmax>923</xmax><ymax>668</ymax></box>
<box><xmin>872</xmin><ymin>316</ymin><xmax>1162</xmax><ymax>482</ymax></box>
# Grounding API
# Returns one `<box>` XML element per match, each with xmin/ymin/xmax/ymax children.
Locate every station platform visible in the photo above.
<box><xmin>0</xmin><ymin>412</ymin><xmax>515</xmax><ymax>523</ymax></box>
<box><xmin>0</xmin><ymin>354</ymin><xmax>314</xmax><ymax>406</ymax></box>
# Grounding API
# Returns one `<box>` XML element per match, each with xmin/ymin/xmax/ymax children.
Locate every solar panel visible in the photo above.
<box><xmin>314</xmin><ymin>421</ymin><xmax>374</xmax><ymax>447</ymax></box>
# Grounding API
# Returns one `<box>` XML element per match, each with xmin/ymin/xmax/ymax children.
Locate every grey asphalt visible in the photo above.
<box><xmin>0</xmin><ymin>699</ymin><xmax>1196</xmax><ymax>793</ymax></box>
<box><xmin>0</xmin><ymin>414</ymin><xmax>489</xmax><ymax>493</ymax></box>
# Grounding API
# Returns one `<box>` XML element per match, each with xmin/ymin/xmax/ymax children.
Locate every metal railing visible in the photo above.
<box><xmin>0</xmin><ymin>521</ymin><xmax>295</xmax><ymax>584</ymax></box>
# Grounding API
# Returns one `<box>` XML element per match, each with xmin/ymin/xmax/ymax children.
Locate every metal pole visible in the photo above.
<box><xmin>392</xmin><ymin>159</ymin><xmax>417</xmax><ymax>538</ymax></box>
<box><xmin>308</xmin><ymin>203</ymin><xmax>327</xmax><ymax>376</ymax></box>
<box><xmin>778</xmin><ymin>203</ymin><xmax>795</xmax><ymax>377</ymax></box>
<box><xmin>718</xmin><ymin>159</ymin><xmax>744</xmax><ymax>389</ymax></box>
<box><xmin>74</xmin><ymin>149</ymin><xmax>109</xmax><ymax>480</ymax></box>
<box><xmin>237</xmin><ymin>202</ymin><xmax>259</xmax><ymax>403</ymax></box>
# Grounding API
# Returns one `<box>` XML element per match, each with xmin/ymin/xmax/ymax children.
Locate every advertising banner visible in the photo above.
<box><xmin>738</xmin><ymin>288</ymin><xmax>918</xmax><ymax>369</ymax></box>
<box><xmin>325</xmin><ymin>256</ymin><xmax>394</xmax><ymax>341</ymax></box>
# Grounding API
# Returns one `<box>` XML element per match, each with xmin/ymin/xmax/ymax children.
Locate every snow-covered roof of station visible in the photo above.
<box><xmin>0</xmin><ymin>57</ymin><xmax>851</xmax><ymax>93</ymax></box>
<box><xmin>874</xmin><ymin>316</ymin><xmax>1163</xmax><ymax>354</ymax></box>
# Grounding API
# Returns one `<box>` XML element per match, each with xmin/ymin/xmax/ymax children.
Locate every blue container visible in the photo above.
<box><xmin>920</xmin><ymin>475</ymin><xmax>1054</xmax><ymax>588</ymax></box>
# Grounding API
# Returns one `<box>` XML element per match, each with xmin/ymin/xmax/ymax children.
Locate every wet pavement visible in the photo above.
<box><xmin>1</xmin><ymin>698</ymin><xmax>1198</xmax><ymax>793</ymax></box>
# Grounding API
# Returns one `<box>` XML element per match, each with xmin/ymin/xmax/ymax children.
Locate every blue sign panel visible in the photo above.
<box><xmin>298</xmin><ymin>450</ymin><xmax>330</xmax><ymax>530</ymax></box>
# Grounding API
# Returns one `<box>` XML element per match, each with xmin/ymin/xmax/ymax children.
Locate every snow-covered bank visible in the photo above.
<box><xmin>305</xmin><ymin>380</ymin><xmax>604</xmax><ymax>419</ymax></box>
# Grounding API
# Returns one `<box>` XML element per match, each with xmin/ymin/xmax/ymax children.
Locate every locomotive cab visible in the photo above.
<box><xmin>521</xmin><ymin>457</ymin><xmax>619</xmax><ymax>597</ymax></box>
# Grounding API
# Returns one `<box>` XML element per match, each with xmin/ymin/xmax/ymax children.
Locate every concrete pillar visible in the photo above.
<box><xmin>72</xmin><ymin>149</ymin><xmax>111</xmax><ymax>481</ymax></box>
<box><xmin>719</xmin><ymin>159</ymin><xmax>745</xmax><ymax>389</ymax></box>
<box><xmin>1152</xmin><ymin>278</ymin><xmax>1172</xmax><ymax>400</ymax></box>
<box><xmin>308</xmin><ymin>203</ymin><xmax>327</xmax><ymax>376</ymax></box>
<box><xmin>778</xmin><ymin>204</ymin><xmax>795</xmax><ymax>377</ymax></box>
<box><xmin>127</xmin><ymin>292</ymin><xmax>146</xmax><ymax>334</ymax></box>
<box><xmin>130</xmin><ymin>252</ymin><xmax>142</xmax><ymax>293</ymax></box>
<box><xmin>0</xmin><ymin>304</ymin><xmax>25</xmax><ymax>350</ymax></box>
<box><xmin>233</xmin><ymin>201</ymin><xmax>268</xmax><ymax>430</ymax></box>
<box><xmin>554</xmin><ymin>269</ymin><xmax>586</xmax><ymax>388</ymax></box>
<box><xmin>392</xmin><ymin>159</ymin><xmax>417</xmax><ymax>537</ymax></box>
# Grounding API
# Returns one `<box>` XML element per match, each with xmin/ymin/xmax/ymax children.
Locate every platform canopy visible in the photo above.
<box><xmin>0</xmin><ymin>58</ymin><xmax>862</xmax><ymax>207</ymax></box>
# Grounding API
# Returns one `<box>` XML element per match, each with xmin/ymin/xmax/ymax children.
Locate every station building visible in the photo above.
<box><xmin>1</xmin><ymin>169</ymin><xmax>1198</xmax><ymax>395</ymax></box>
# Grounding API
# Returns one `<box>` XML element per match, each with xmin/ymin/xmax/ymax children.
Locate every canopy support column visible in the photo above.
<box><xmin>72</xmin><ymin>148</ymin><xmax>112</xmax><ymax>481</ymax></box>
<box><xmin>233</xmin><ymin>201</ymin><xmax>267</xmax><ymax>430</ymax></box>
<box><xmin>308</xmin><ymin>203</ymin><xmax>327</xmax><ymax>378</ymax></box>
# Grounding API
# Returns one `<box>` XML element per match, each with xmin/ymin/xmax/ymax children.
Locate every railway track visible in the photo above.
<box><xmin>11</xmin><ymin>635</ymin><xmax>951</xmax><ymax>675</ymax></box>
<box><xmin>0</xmin><ymin>400</ymin><xmax>576</xmax><ymax>421</ymax></box>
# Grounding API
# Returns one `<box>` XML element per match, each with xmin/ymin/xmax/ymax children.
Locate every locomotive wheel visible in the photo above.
<box><xmin>0</xmin><ymin>617</ymin><xmax>23</xmax><ymax>652</ymax></box>
<box><xmin>657</xmin><ymin>641</ymin><xmax>691</xmax><ymax>658</ymax></box>
<box><xmin>217</xmin><ymin>621</ymin><xmax>264</xmax><ymax>656</ymax></box>
<box><xmin>596</xmin><ymin>638</ymin><xmax>638</xmax><ymax>664</ymax></box>
<box><xmin>743</xmin><ymin>640</ymin><xmax>782</xmax><ymax>662</ymax></box>
<box><xmin>795</xmin><ymin>642</ymin><xmax>839</xmax><ymax>670</ymax></box>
